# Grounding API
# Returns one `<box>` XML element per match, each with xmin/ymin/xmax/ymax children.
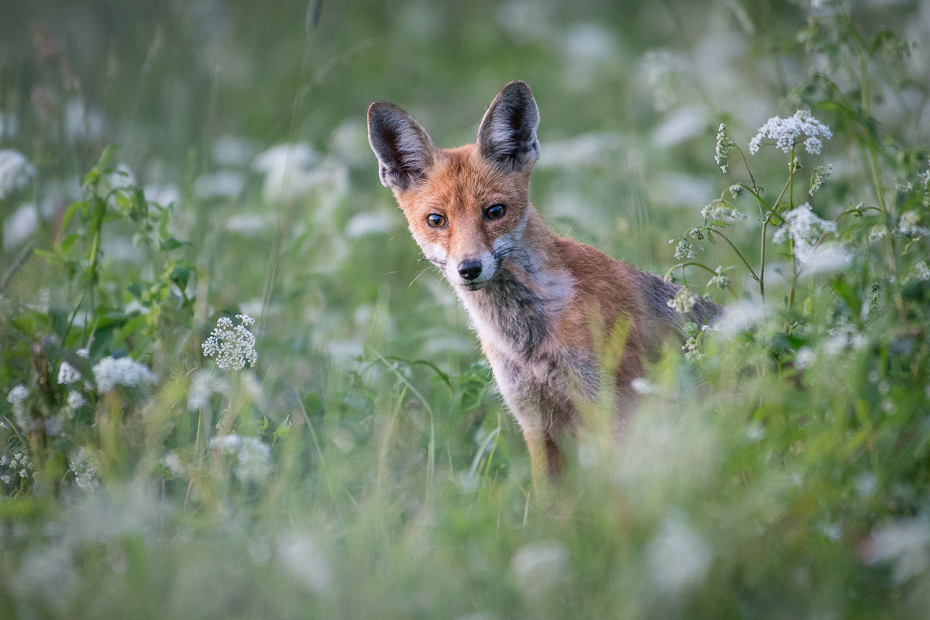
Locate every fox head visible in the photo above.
<box><xmin>367</xmin><ymin>81</ymin><xmax>541</xmax><ymax>291</ymax></box>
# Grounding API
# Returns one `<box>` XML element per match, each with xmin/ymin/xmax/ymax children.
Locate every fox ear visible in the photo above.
<box><xmin>477</xmin><ymin>81</ymin><xmax>540</xmax><ymax>173</ymax></box>
<box><xmin>368</xmin><ymin>102</ymin><xmax>436</xmax><ymax>191</ymax></box>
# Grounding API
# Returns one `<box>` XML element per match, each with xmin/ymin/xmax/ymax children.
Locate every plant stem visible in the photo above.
<box><xmin>760</xmin><ymin>221</ymin><xmax>767</xmax><ymax>303</ymax></box>
<box><xmin>710</xmin><ymin>228</ymin><xmax>761</xmax><ymax>283</ymax></box>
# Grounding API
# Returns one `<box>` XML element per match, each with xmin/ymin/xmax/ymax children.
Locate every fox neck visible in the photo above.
<box><xmin>454</xmin><ymin>207</ymin><xmax>573</xmax><ymax>359</ymax></box>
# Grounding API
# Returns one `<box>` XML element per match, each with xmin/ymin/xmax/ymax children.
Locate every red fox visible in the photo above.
<box><xmin>368</xmin><ymin>81</ymin><xmax>720</xmax><ymax>484</ymax></box>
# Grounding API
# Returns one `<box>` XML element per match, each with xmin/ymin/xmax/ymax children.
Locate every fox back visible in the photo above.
<box><xmin>368</xmin><ymin>81</ymin><xmax>719</xmax><ymax>481</ymax></box>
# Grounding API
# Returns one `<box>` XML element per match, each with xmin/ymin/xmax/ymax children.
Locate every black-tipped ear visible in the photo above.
<box><xmin>367</xmin><ymin>102</ymin><xmax>436</xmax><ymax>191</ymax></box>
<box><xmin>477</xmin><ymin>81</ymin><xmax>540</xmax><ymax>173</ymax></box>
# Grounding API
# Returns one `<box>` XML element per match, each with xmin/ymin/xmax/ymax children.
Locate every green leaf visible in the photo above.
<box><xmin>162</xmin><ymin>237</ymin><xmax>186</xmax><ymax>251</ymax></box>
<box><xmin>169</xmin><ymin>265</ymin><xmax>190</xmax><ymax>289</ymax></box>
<box><xmin>159</xmin><ymin>208</ymin><xmax>170</xmax><ymax>238</ymax></box>
<box><xmin>274</xmin><ymin>417</ymin><xmax>292</xmax><ymax>441</ymax></box>
<box><xmin>83</xmin><ymin>145</ymin><xmax>119</xmax><ymax>188</ymax></box>
<box><xmin>60</xmin><ymin>234</ymin><xmax>79</xmax><ymax>253</ymax></box>
<box><xmin>11</xmin><ymin>310</ymin><xmax>52</xmax><ymax>335</ymax></box>
<box><xmin>62</xmin><ymin>201</ymin><xmax>89</xmax><ymax>230</ymax></box>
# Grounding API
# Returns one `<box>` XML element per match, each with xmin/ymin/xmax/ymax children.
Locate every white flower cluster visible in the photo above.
<box><xmin>1</xmin><ymin>449</ymin><xmax>33</xmax><ymax>482</ymax></box>
<box><xmin>57</xmin><ymin>361</ymin><xmax>81</xmax><ymax>385</ymax></box>
<box><xmin>647</xmin><ymin>515</ymin><xmax>713</xmax><ymax>594</ymax></box>
<box><xmin>667</xmin><ymin>286</ymin><xmax>699</xmax><ymax>314</ymax></box>
<box><xmin>682</xmin><ymin>335</ymin><xmax>703</xmax><ymax>361</ymax></box>
<box><xmin>67</xmin><ymin>390</ymin><xmax>86</xmax><ymax>411</ymax></box>
<box><xmin>910</xmin><ymin>260</ymin><xmax>930</xmax><ymax>283</ymax></box>
<box><xmin>701</xmin><ymin>203</ymin><xmax>746</xmax><ymax>222</ymax></box>
<box><xmin>7</xmin><ymin>384</ymin><xmax>31</xmax><ymax>430</ymax></box>
<box><xmin>631</xmin><ymin>377</ymin><xmax>659</xmax><ymax>395</ymax></box>
<box><xmin>68</xmin><ymin>447</ymin><xmax>99</xmax><ymax>489</ymax></box>
<box><xmin>672</xmin><ymin>239</ymin><xmax>697</xmax><ymax>260</ymax></box>
<box><xmin>203</xmin><ymin>314</ymin><xmax>258</xmax><ymax>370</ymax></box>
<box><xmin>92</xmin><ymin>356</ymin><xmax>158</xmax><ymax>393</ymax></box>
<box><xmin>187</xmin><ymin>369</ymin><xmax>229</xmax><ymax>411</ymax></box>
<box><xmin>0</xmin><ymin>150</ymin><xmax>36</xmax><ymax>199</ymax></box>
<box><xmin>772</xmin><ymin>203</ymin><xmax>837</xmax><ymax>264</ymax></box>
<box><xmin>715</xmin><ymin>124</ymin><xmax>732</xmax><ymax>173</ymax></box>
<box><xmin>749</xmin><ymin>110</ymin><xmax>832</xmax><ymax>155</ymax></box>
<box><xmin>511</xmin><ymin>540</ymin><xmax>569</xmax><ymax>598</ymax></box>
<box><xmin>898</xmin><ymin>211</ymin><xmax>930</xmax><ymax>238</ymax></box>
<box><xmin>917</xmin><ymin>169</ymin><xmax>930</xmax><ymax>190</ymax></box>
<box><xmin>210</xmin><ymin>434</ymin><xmax>271</xmax><ymax>481</ymax></box>
<box><xmin>707</xmin><ymin>266</ymin><xmax>732</xmax><ymax>289</ymax></box>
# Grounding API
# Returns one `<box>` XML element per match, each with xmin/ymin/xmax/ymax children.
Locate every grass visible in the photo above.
<box><xmin>2</xmin><ymin>0</ymin><xmax>930</xmax><ymax>618</ymax></box>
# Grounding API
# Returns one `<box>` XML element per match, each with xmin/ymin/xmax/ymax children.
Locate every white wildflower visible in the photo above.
<box><xmin>92</xmin><ymin>356</ymin><xmax>158</xmax><ymax>393</ymax></box>
<box><xmin>701</xmin><ymin>203</ymin><xmax>746</xmax><ymax>222</ymax></box>
<box><xmin>57</xmin><ymin>361</ymin><xmax>81</xmax><ymax>385</ymax></box>
<box><xmin>68</xmin><ymin>448</ymin><xmax>99</xmax><ymax>489</ymax></box>
<box><xmin>667</xmin><ymin>286</ymin><xmax>698</xmax><ymax>314</ymax></box>
<box><xmin>0</xmin><ymin>150</ymin><xmax>36</xmax><ymax>199</ymax></box>
<box><xmin>193</xmin><ymin>171</ymin><xmax>245</xmax><ymax>199</ymax></box>
<box><xmin>912</xmin><ymin>260</ymin><xmax>930</xmax><ymax>282</ymax></box>
<box><xmin>715</xmin><ymin>124</ymin><xmax>732</xmax><ymax>173</ymax></box>
<box><xmin>202</xmin><ymin>314</ymin><xmax>258</xmax><ymax>370</ymax></box>
<box><xmin>647</xmin><ymin>514</ymin><xmax>713</xmax><ymax>594</ymax></box>
<box><xmin>728</xmin><ymin>184</ymin><xmax>742</xmax><ymax>198</ymax></box>
<box><xmin>210</xmin><ymin>434</ymin><xmax>271</xmax><ymax>481</ymax></box>
<box><xmin>76</xmin><ymin>347</ymin><xmax>90</xmax><ymax>358</ymax></box>
<box><xmin>682</xmin><ymin>335</ymin><xmax>703</xmax><ymax>361</ymax></box>
<box><xmin>898</xmin><ymin>211</ymin><xmax>930</xmax><ymax>238</ymax></box>
<box><xmin>641</xmin><ymin>50</ymin><xmax>685</xmax><ymax>112</ymax></box>
<box><xmin>511</xmin><ymin>540</ymin><xmax>569</xmax><ymax>599</ymax></box>
<box><xmin>809</xmin><ymin>164</ymin><xmax>832</xmax><ymax>195</ymax></box>
<box><xmin>187</xmin><ymin>369</ymin><xmax>229</xmax><ymax>411</ymax></box>
<box><xmin>3</xmin><ymin>448</ymin><xmax>33</xmax><ymax>479</ymax></box>
<box><xmin>7</xmin><ymin>384</ymin><xmax>31</xmax><ymax>430</ymax></box>
<box><xmin>823</xmin><ymin>320</ymin><xmax>866</xmax><ymax>356</ymax></box>
<box><xmin>107</xmin><ymin>163</ymin><xmax>136</xmax><ymax>191</ymax></box>
<box><xmin>917</xmin><ymin>169</ymin><xmax>930</xmax><ymax>190</ymax></box>
<box><xmin>795</xmin><ymin>346</ymin><xmax>816</xmax><ymax>369</ymax></box>
<box><xmin>865</xmin><ymin>518</ymin><xmax>930</xmax><ymax>584</ymax></box>
<box><xmin>745</xmin><ymin>421</ymin><xmax>765</xmax><ymax>443</ymax></box>
<box><xmin>869</xmin><ymin>225</ymin><xmax>889</xmax><ymax>241</ymax></box>
<box><xmin>276</xmin><ymin>531</ymin><xmax>333</xmax><ymax>594</ymax></box>
<box><xmin>4</xmin><ymin>204</ymin><xmax>38</xmax><ymax>249</ymax></box>
<box><xmin>631</xmin><ymin>378</ymin><xmax>658</xmax><ymax>395</ymax></box>
<box><xmin>803</xmin><ymin>136</ymin><xmax>823</xmax><ymax>155</ymax></box>
<box><xmin>802</xmin><ymin>243</ymin><xmax>852</xmax><ymax>275</ymax></box>
<box><xmin>161</xmin><ymin>452</ymin><xmax>186</xmax><ymax>478</ymax></box>
<box><xmin>748</xmin><ymin>110</ymin><xmax>832</xmax><ymax>155</ymax></box>
<box><xmin>673</xmin><ymin>239</ymin><xmax>697</xmax><ymax>260</ymax></box>
<box><xmin>772</xmin><ymin>203</ymin><xmax>837</xmax><ymax>264</ymax></box>
<box><xmin>67</xmin><ymin>390</ymin><xmax>86</xmax><ymax>411</ymax></box>
<box><xmin>707</xmin><ymin>265</ymin><xmax>733</xmax><ymax>290</ymax></box>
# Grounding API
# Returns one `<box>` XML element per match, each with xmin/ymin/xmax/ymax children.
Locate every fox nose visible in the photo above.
<box><xmin>458</xmin><ymin>259</ymin><xmax>483</xmax><ymax>281</ymax></box>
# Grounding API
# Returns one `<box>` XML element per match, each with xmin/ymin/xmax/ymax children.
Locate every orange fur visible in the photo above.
<box><xmin>368</xmin><ymin>82</ymin><xmax>718</xmax><ymax>486</ymax></box>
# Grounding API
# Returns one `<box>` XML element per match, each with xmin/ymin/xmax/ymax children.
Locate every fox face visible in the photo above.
<box><xmin>368</xmin><ymin>82</ymin><xmax>541</xmax><ymax>291</ymax></box>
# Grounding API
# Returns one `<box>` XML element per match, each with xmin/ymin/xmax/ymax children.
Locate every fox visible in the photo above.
<box><xmin>367</xmin><ymin>81</ymin><xmax>720</xmax><ymax>485</ymax></box>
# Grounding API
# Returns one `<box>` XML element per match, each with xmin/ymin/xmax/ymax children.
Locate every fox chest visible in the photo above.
<box><xmin>458</xmin><ymin>271</ymin><xmax>598</xmax><ymax>434</ymax></box>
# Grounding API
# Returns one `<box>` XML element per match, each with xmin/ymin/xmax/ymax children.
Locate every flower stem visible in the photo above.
<box><xmin>710</xmin><ymin>227</ymin><xmax>760</xmax><ymax>284</ymax></box>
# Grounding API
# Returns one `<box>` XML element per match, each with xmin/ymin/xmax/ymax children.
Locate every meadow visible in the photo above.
<box><xmin>1</xmin><ymin>0</ymin><xmax>930</xmax><ymax>617</ymax></box>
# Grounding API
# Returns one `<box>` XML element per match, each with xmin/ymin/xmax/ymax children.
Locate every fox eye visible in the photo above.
<box><xmin>485</xmin><ymin>204</ymin><xmax>506</xmax><ymax>220</ymax></box>
<box><xmin>426</xmin><ymin>213</ymin><xmax>446</xmax><ymax>228</ymax></box>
